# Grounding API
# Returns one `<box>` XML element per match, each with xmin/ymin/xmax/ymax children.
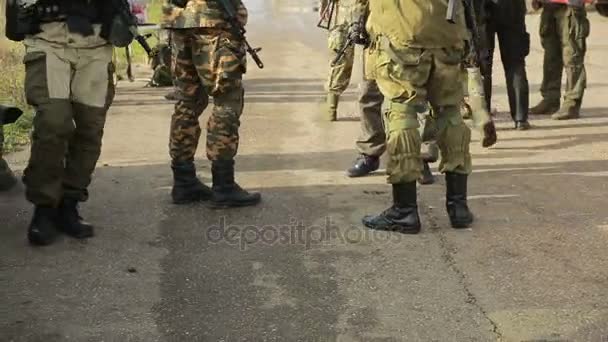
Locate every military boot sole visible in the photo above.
<box><xmin>171</xmin><ymin>188</ymin><xmax>213</xmax><ymax>205</ymax></box>
<box><xmin>448</xmin><ymin>214</ymin><xmax>474</xmax><ymax>229</ymax></box>
<box><xmin>209</xmin><ymin>193</ymin><xmax>262</xmax><ymax>209</ymax></box>
<box><xmin>57</xmin><ymin>222</ymin><xmax>95</xmax><ymax>239</ymax></box>
<box><xmin>362</xmin><ymin>216</ymin><xmax>421</xmax><ymax>234</ymax></box>
<box><xmin>530</xmin><ymin>104</ymin><xmax>560</xmax><ymax>115</ymax></box>
<box><xmin>28</xmin><ymin>226</ymin><xmax>60</xmax><ymax>246</ymax></box>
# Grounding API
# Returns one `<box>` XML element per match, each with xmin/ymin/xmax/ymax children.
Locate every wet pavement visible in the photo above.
<box><xmin>2</xmin><ymin>2</ymin><xmax>608</xmax><ymax>341</ymax></box>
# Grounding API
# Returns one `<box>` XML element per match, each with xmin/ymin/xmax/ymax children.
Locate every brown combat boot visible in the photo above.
<box><xmin>551</xmin><ymin>101</ymin><xmax>581</xmax><ymax>120</ymax></box>
<box><xmin>530</xmin><ymin>99</ymin><xmax>560</xmax><ymax>115</ymax></box>
<box><xmin>325</xmin><ymin>93</ymin><xmax>339</xmax><ymax>121</ymax></box>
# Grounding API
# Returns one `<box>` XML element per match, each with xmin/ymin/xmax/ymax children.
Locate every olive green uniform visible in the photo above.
<box><xmin>321</xmin><ymin>0</ymin><xmax>365</xmax><ymax>94</ymax></box>
<box><xmin>22</xmin><ymin>23</ymin><xmax>115</xmax><ymax>207</ymax></box>
<box><xmin>538</xmin><ymin>2</ymin><xmax>589</xmax><ymax>110</ymax></box>
<box><xmin>365</xmin><ymin>0</ymin><xmax>472</xmax><ymax>184</ymax></box>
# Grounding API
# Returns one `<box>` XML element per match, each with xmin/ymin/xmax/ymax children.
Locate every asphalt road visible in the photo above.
<box><xmin>2</xmin><ymin>3</ymin><xmax>608</xmax><ymax>341</ymax></box>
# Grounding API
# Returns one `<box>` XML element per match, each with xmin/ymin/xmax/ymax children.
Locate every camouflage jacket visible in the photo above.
<box><xmin>161</xmin><ymin>0</ymin><xmax>248</xmax><ymax>29</ymax></box>
<box><xmin>366</xmin><ymin>0</ymin><xmax>468</xmax><ymax>49</ymax></box>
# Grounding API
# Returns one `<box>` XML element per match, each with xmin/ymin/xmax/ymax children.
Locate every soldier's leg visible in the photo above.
<box><xmin>0</xmin><ymin>126</ymin><xmax>17</xmax><ymax>191</ymax></box>
<box><xmin>418</xmin><ymin>111</ymin><xmax>438</xmax><ymax>185</ymax></box>
<box><xmin>360</xmin><ymin>46</ymin><xmax>430</xmax><ymax>234</ymax></box>
<box><xmin>22</xmin><ymin>49</ymin><xmax>75</xmax><ymax>245</ymax></box>
<box><xmin>347</xmin><ymin>78</ymin><xmax>385</xmax><ymax>177</ymax></box>
<box><xmin>466</xmin><ymin>67</ymin><xmax>497</xmax><ymax>147</ymax></box>
<box><xmin>59</xmin><ymin>46</ymin><xmax>114</xmax><ymax>238</ymax></box>
<box><xmin>428</xmin><ymin>50</ymin><xmax>473</xmax><ymax>229</ymax></box>
<box><xmin>325</xmin><ymin>26</ymin><xmax>355</xmax><ymax>121</ymax></box>
<box><xmin>168</xmin><ymin>32</ymin><xmax>212</xmax><ymax>204</ymax></box>
<box><xmin>532</xmin><ymin>6</ymin><xmax>563</xmax><ymax>114</ymax></box>
<box><xmin>496</xmin><ymin>1</ymin><xmax>530</xmax><ymax>128</ymax></box>
<box><xmin>552</xmin><ymin>6</ymin><xmax>589</xmax><ymax>120</ymax></box>
<box><xmin>196</xmin><ymin>34</ymin><xmax>260</xmax><ymax>208</ymax></box>
<box><xmin>480</xmin><ymin>21</ymin><xmax>497</xmax><ymax>114</ymax></box>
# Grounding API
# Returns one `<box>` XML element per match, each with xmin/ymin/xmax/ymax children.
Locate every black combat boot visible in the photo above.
<box><xmin>346</xmin><ymin>154</ymin><xmax>380</xmax><ymax>177</ymax></box>
<box><xmin>362</xmin><ymin>182</ymin><xmax>421</xmax><ymax>234</ymax></box>
<box><xmin>171</xmin><ymin>160</ymin><xmax>213</xmax><ymax>204</ymax></box>
<box><xmin>418</xmin><ymin>162</ymin><xmax>434</xmax><ymax>185</ymax></box>
<box><xmin>445</xmin><ymin>172</ymin><xmax>474</xmax><ymax>229</ymax></box>
<box><xmin>57</xmin><ymin>198</ymin><xmax>94</xmax><ymax>239</ymax></box>
<box><xmin>28</xmin><ymin>206</ymin><xmax>60</xmax><ymax>246</ymax></box>
<box><xmin>211</xmin><ymin>160</ymin><xmax>261</xmax><ymax>208</ymax></box>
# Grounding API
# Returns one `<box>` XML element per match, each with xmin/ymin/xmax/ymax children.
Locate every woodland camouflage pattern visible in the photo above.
<box><xmin>169</xmin><ymin>30</ymin><xmax>246</xmax><ymax>162</ymax></box>
<box><xmin>161</xmin><ymin>0</ymin><xmax>248</xmax><ymax>29</ymax></box>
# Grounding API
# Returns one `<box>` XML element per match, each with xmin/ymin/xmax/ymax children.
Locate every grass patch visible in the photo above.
<box><xmin>0</xmin><ymin>40</ymin><xmax>32</xmax><ymax>154</ymax></box>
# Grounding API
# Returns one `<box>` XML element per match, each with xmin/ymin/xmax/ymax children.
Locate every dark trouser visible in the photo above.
<box><xmin>480</xmin><ymin>0</ymin><xmax>530</xmax><ymax>122</ymax></box>
<box><xmin>356</xmin><ymin>79</ymin><xmax>385</xmax><ymax>157</ymax></box>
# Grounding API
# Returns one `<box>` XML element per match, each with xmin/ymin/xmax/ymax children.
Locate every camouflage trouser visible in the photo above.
<box><xmin>539</xmin><ymin>4</ymin><xmax>589</xmax><ymax>105</ymax></box>
<box><xmin>366</xmin><ymin>40</ymin><xmax>472</xmax><ymax>184</ymax></box>
<box><xmin>326</xmin><ymin>24</ymin><xmax>355</xmax><ymax>95</ymax></box>
<box><xmin>169</xmin><ymin>30</ymin><xmax>246</xmax><ymax>162</ymax></box>
<box><xmin>22</xmin><ymin>40</ymin><xmax>114</xmax><ymax>207</ymax></box>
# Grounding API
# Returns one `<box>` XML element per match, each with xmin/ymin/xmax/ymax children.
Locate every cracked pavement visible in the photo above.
<box><xmin>2</xmin><ymin>3</ymin><xmax>608</xmax><ymax>341</ymax></box>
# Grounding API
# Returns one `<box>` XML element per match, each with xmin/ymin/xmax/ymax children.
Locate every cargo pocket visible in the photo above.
<box><xmin>567</xmin><ymin>8</ymin><xmax>589</xmax><ymax>62</ymax></box>
<box><xmin>212</xmin><ymin>36</ymin><xmax>246</xmax><ymax>95</ymax></box>
<box><xmin>328</xmin><ymin>25</ymin><xmax>348</xmax><ymax>52</ymax></box>
<box><xmin>382</xmin><ymin>46</ymin><xmax>428</xmax><ymax>101</ymax></box>
<box><xmin>23</xmin><ymin>51</ymin><xmax>50</xmax><ymax>106</ymax></box>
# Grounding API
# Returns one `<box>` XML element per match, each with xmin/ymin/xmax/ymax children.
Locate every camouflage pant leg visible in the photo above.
<box><xmin>326</xmin><ymin>25</ymin><xmax>355</xmax><ymax>95</ymax></box>
<box><xmin>427</xmin><ymin>51</ymin><xmax>472</xmax><ymax>175</ymax></box>
<box><xmin>189</xmin><ymin>33</ymin><xmax>246</xmax><ymax>161</ymax></box>
<box><xmin>169</xmin><ymin>31</ymin><xmax>208</xmax><ymax>163</ymax></box>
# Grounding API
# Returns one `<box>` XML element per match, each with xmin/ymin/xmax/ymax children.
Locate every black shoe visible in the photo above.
<box><xmin>171</xmin><ymin>160</ymin><xmax>213</xmax><ymax>204</ymax></box>
<box><xmin>445</xmin><ymin>172</ymin><xmax>474</xmax><ymax>229</ymax></box>
<box><xmin>57</xmin><ymin>198</ymin><xmax>94</xmax><ymax>239</ymax></box>
<box><xmin>346</xmin><ymin>154</ymin><xmax>380</xmax><ymax>178</ymax></box>
<box><xmin>515</xmin><ymin>121</ymin><xmax>531</xmax><ymax>130</ymax></box>
<box><xmin>28</xmin><ymin>206</ymin><xmax>60</xmax><ymax>246</ymax></box>
<box><xmin>418</xmin><ymin>162</ymin><xmax>435</xmax><ymax>185</ymax></box>
<box><xmin>362</xmin><ymin>182</ymin><xmax>421</xmax><ymax>234</ymax></box>
<box><xmin>211</xmin><ymin>160</ymin><xmax>261</xmax><ymax>208</ymax></box>
<box><xmin>481</xmin><ymin>121</ymin><xmax>497</xmax><ymax>148</ymax></box>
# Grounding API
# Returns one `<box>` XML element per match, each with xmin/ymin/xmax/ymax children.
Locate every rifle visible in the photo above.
<box><xmin>317</xmin><ymin>0</ymin><xmax>337</xmax><ymax>30</ymax></box>
<box><xmin>215</xmin><ymin>0</ymin><xmax>264</xmax><ymax>69</ymax></box>
<box><xmin>0</xmin><ymin>105</ymin><xmax>23</xmax><ymax>126</ymax></box>
<box><xmin>331</xmin><ymin>11</ymin><xmax>368</xmax><ymax>66</ymax></box>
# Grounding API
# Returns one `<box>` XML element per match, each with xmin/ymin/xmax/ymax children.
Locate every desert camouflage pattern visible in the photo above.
<box><xmin>366</xmin><ymin>42</ymin><xmax>472</xmax><ymax>184</ymax></box>
<box><xmin>169</xmin><ymin>30</ymin><xmax>246</xmax><ymax>162</ymax></box>
<box><xmin>162</xmin><ymin>0</ymin><xmax>248</xmax><ymax>29</ymax></box>
<box><xmin>319</xmin><ymin>0</ymin><xmax>367</xmax><ymax>29</ymax></box>
<box><xmin>326</xmin><ymin>26</ymin><xmax>355</xmax><ymax>94</ymax></box>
